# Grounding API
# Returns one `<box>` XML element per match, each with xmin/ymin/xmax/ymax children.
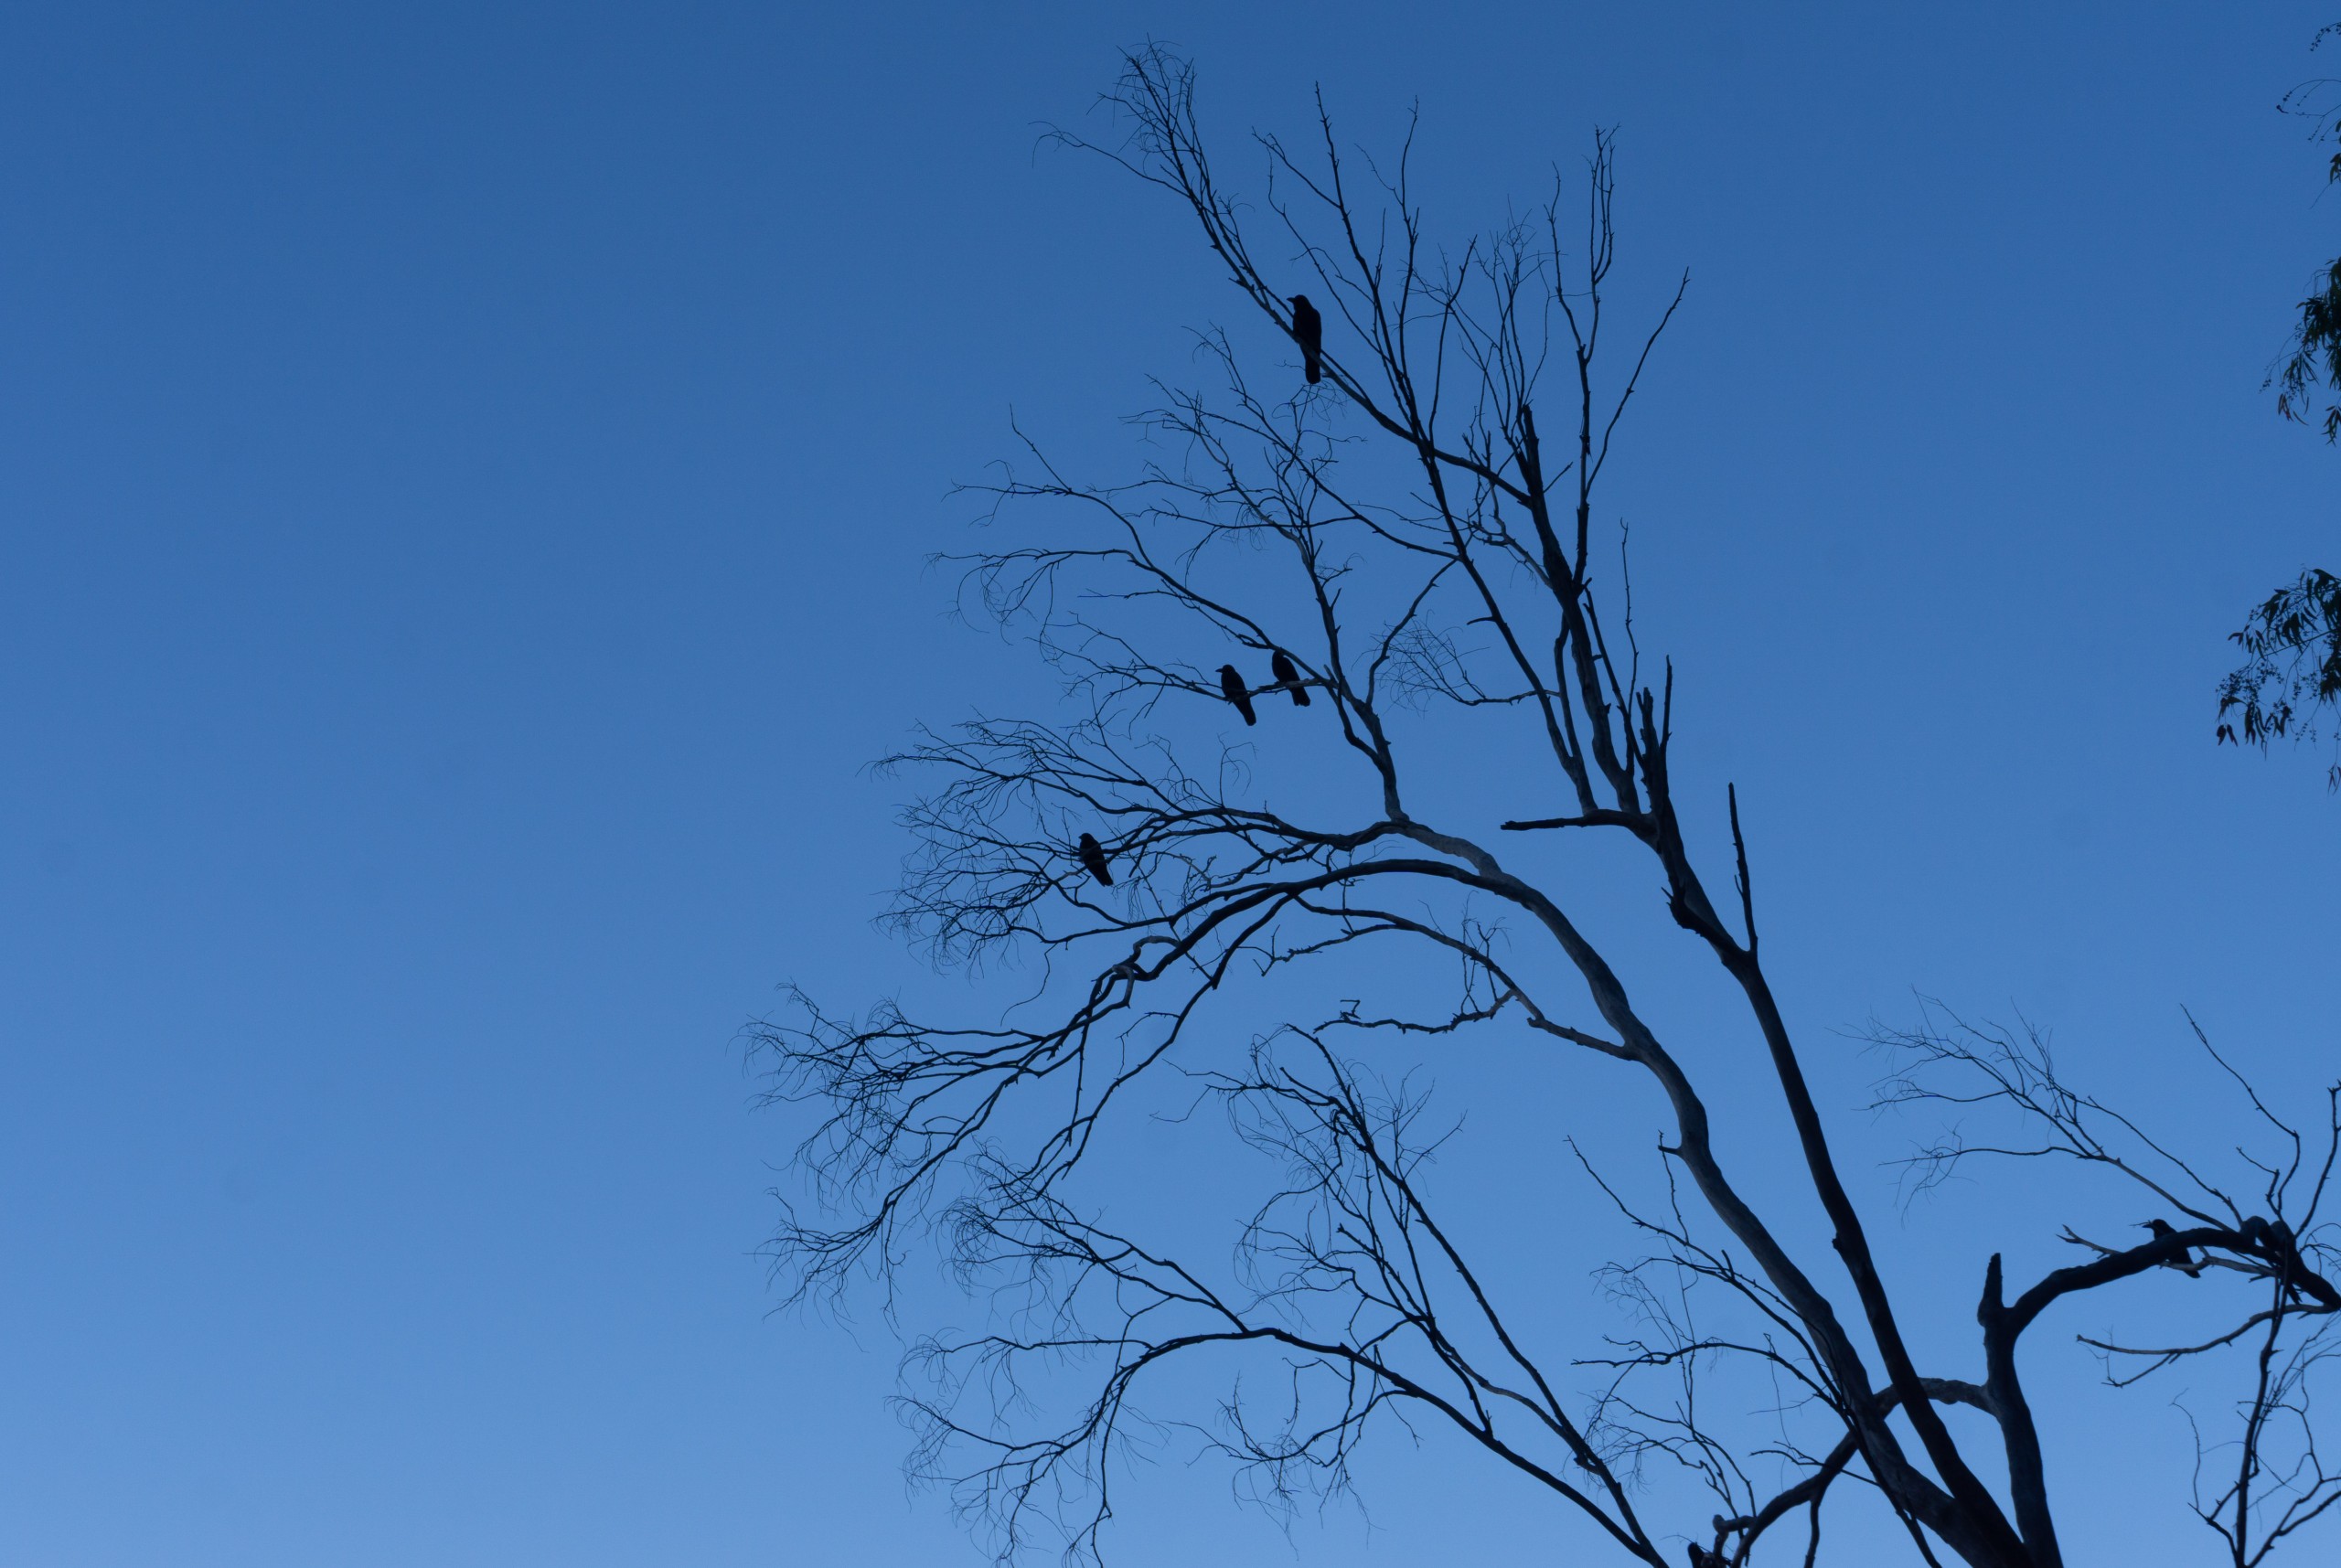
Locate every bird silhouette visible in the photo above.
<box><xmin>2145</xmin><ymin>1218</ymin><xmax>2203</xmax><ymax>1278</ymax></box>
<box><xmin>1077</xmin><ymin>832</ymin><xmax>1114</xmax><ymax>886</ymax></box>
<box><xmin>1270</xmin><ymin>649</ymin><xmax>1311</xmax><ymax>706</ymax></box>
<box><xmin>1289</xmin><ymin>294</ymin><xmax>1322</xmax><ymax>384</ymax></box>
<box><xmin>1219</xmin><ymin>664</ymin><xmax>1257</xmax><ymax>725</ymax></box>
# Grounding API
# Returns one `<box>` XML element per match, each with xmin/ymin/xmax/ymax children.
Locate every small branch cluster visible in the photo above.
<box><xmin>2217</xmin><ymin>568</ymin><xmax>2341</xmax><ymax>786</ymax></box>
<box><xmin>1875</xmin><ymin>1008</ymin><xmax>2341</xmax><ymax>1567</ymax></box>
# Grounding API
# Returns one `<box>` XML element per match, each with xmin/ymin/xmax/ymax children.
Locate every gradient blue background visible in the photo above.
<box><xmin>2</xmin><ymin>4</ymin><xmax>2336</xmax><ymax>1563</ymax></box>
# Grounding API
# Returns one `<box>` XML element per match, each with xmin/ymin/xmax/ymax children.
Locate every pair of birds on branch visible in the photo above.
<box><xmin>2143</xmin><ymin>1214</ymin><xmax>2313</xmax><ymax>1290</ymax></box>
<box><xmin>2143</xmin><ymin>1214</ymin><xmax>2295</xmax><ymax>1280</ymax></box>
<box><xmin>1219</xmin><ymin>651</ymin><xmax>1311</xmax><ymax>726</ymax></box>
<box><xmin>1073</xmin><ymin>652</ymin><xmax>1317</xmax><ymax>890</ymax></box>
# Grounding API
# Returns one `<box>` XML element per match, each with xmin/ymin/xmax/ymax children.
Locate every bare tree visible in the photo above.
<box><xmin>765</xmin><ymin>49</ymin><xmax>2341</xmax><ymax>1567</ymax></box>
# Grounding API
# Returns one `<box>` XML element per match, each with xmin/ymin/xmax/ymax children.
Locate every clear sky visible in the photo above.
<box><xmin>2</xmin><ymin>4</ymin><xmax>2336</xmax><ymax>1565</ymax></box>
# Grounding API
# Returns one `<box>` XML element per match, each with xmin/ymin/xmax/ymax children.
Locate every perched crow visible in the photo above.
<box><xmin>2238</xmin><ymin>1216</ymin><xmax>2312</xmax><ymax>1301</ymax></box>
<box><xmin>2145</xmin><ymin>1218</ymin><xmax>2203</xmax><ymax>1278</ymax></box>
<box><xmin>1077</xmin><ymin>832</ymin><xmax>1114</xmax><ymax>887</ymax></box>
<box><xmin>1218</xmin><ymin>664</ymin><xmax>1258</xmax><ymax>725</ymax></box>
<box><xmin>1270</xmin><ymin>649</ymin><xmax>1311</xmax><ymax>706</ymax></box>
<box><xmin>1289</xmin><ymin>294</ymin><xmax>1323</xmax><ymax>384</ymax></box>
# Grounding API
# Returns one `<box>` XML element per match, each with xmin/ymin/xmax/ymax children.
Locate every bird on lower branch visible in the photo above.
<box><xmin>1076</xmin><ymin>832</ymin><xmax>1114</xmax><ymax>887</ymax></box>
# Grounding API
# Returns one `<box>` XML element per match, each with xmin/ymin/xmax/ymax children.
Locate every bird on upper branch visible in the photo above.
<box><xmin>1270</xmin><ymin>649</ymin><xmax>1311</xmax><ymax>706</ymax></box>
<box><xmin>2144</xmin><ymin>1218</ymin><xmax>2204</xmax><ymax>1278</ymax></box>
<box><xmin>1218</xmin><ymin>664</ymin><xmax>1257</xmax><ymax>725</ymax></box>
<box><xmin>1076</xmin><ymin>832</ymin><xmax>1113</xmax><ymax>887</ymax></box>
<box><xmin>1289</xmin><ymin>294</ymin><xmax>1322</xmax><ymax>384</ymax></box>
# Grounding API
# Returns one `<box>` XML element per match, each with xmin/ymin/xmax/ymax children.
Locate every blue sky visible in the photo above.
<box><xmin>1</xmin><ymin>4</ymin><xmax>2336</xmax><ymax>1564</ymax></box>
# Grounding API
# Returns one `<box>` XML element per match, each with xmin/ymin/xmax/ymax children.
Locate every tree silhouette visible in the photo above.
<box><xmin>767</xmin><ymin>49</ymin><xmax>2341</xmax><ymax>1568</ymax></box>
<box><xmin>2233</xmin><ymin>26</ymin><xmax>2341</xmax><ymax>783</ymax></box>
<box><xmin>2272</xmin><ymin>27</ymin><xmax>2341</xmax><ymax>444</ymax></box>
<box><xmin>2218</xmin><ymin>568</ymin><xmax>2341</xmax><ymax>785</ymax></box>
